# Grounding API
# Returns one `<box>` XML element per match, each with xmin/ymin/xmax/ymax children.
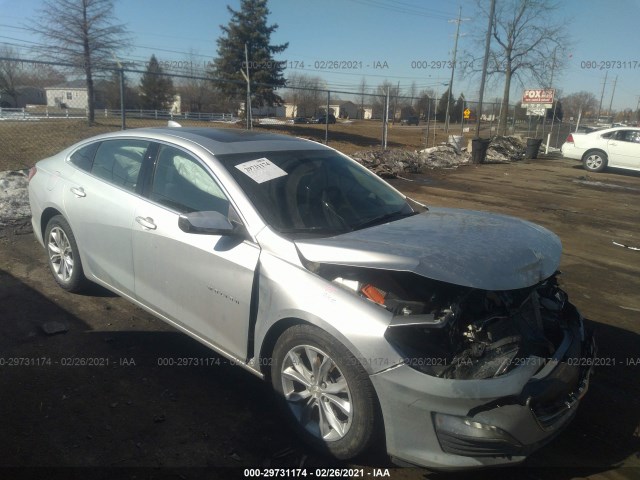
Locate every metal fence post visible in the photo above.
<box><xmin>325</xmin><ymin>90</ymin><xmax>330</xmax><ymax>144</ymax></box>
<box><xmin>119</xmin><ymin>68</ymin><xmax>126</xmax><ymax>130</ymax></box>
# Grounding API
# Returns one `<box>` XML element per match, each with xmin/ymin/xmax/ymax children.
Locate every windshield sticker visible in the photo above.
<box><xmin>235</xmin><ymin>158</ymin><xmax>287</xmax><ymax>183</ymax></box>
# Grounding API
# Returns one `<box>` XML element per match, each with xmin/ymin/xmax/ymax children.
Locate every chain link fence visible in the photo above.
<box><xmin>1</xmin><ymin>57</ymin><xmax>578</xmax><ymax>172</ymax></box>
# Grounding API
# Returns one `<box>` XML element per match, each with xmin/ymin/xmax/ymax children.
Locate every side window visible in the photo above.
<box><xmin>616</xmin><ymin>130</ymin><xmax>640</xmax><ymax>143</ymax></box>
<box><xmin>150</xmin><ymin>145</ymin><xmax>229</xmax><ymax>215</ymax></box>
<box><xmin>69</xmin><ymin>142</ymin><xmax>99</xmax><ymax>172</ymax></box>
<box><xmin>91</xmin><ymin>139</ymin><xmax>149</xmax><ymax>192</ymax></box>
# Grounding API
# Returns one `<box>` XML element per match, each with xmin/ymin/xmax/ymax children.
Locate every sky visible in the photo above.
<box><xmin>1</xmin><ymin>0</ymin><xmax>639</xmax><ymax>111</ymax></box>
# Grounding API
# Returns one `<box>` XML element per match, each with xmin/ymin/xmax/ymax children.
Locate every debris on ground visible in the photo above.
<box><xmin>352</xmin><ymin>136</ymin><xmax>532</xmax><ymax>178</ymax></box>
<box><xmin>419</xmin><ymin>144</ymin><xmax>472</xmax><ymax>168</ymax></box>
<box><xmin>352</xmin><ymin>143</ymin><xmax>470</xmax><ymax>178</ymax></box>
<box><xmin>41</xmin><ymin>321</ymin><xmax>69</xmax><ymax>335</ymax></box>
<box><xmin>613</xmin><ymin>241</ymin><xmax>640</xmax><ymax>252</ymax></box>
<box><xmin>485</xmin><ymin>136</ymin><xmax>527</xmax><ymax>163</ymax></box>
<box><xmin>152</xmin><ymin>414</ymin><xmax>166</xmax><ymax>423</ymax></box>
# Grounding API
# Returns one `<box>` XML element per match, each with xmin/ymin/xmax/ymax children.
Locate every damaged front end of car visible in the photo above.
<box><xmin>294</xmin><ymin>209</ymin><xmax>595</xmax><ymax>468</ymax></box>
<box><xmin>327</xmin><ymin>268</ymin><xmax>575</xmax><ymax>380</ymax></box>
<box><xmin>316</xmin><ymin>265</ymin><xmax>594</xmax><ymax>467</ymax></box>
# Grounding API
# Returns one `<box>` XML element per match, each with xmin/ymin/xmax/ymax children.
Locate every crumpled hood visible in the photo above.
<box><xmin>295</xmin><ymin>207</ymin><xmax>562</xmax><ymax>290</ymax></box>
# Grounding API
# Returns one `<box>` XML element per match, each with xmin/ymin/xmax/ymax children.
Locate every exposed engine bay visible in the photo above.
<box><xmin>319</xmin><ymin>265</ymin><xmax>571</xmax><ymax>380</ymax></box>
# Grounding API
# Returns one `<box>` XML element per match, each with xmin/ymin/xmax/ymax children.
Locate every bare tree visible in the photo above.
<box><xmin>407</xmin><ymin>81</ymin><xmax>418</xmax><ymax>107</ymax></box>
<box><xmin>372</xmin><ymin>81</ymin><xmax>399</xmax><ymax>119</ymax></box>
<box><xmin>284</xmin><ymin>73</ymin><xmax>325</xmax><ymax>117</ymax></box>
<box><xmin>561</xmin><ymin>91</ymin><xmax>598</xmax><ymax>120</ymax></box>
<box><xmin>415</xmin><ymin>88</ymin><xmax>434</xmax><ymax>119</ymax></box>
<box><xmin>0</xmin><ymin>46</ymin><xmax>23</xmax><ymax>106</ymax></box>
<box><xmin>0</xmin><ymin>46</ymin><xmax>65</xmax><ymax>106</ymax></box>
<box><xmin>358</xmin><ymin>77</ymin><xmax>368</xmax><ymax>119</ymax></box>
<box><xmin>178</xmin><ymin>51</ymin><xmax>217</xmax><ymax>112</ymax></box>
<box><xmin>464</xmin><ymin>0</ymin><xmax>569</xmax><ymax>134</ymax></box>
<box><xmin>20</xmin><ymin>64</ymin><xmax>66</xmax><ymax>90</ymax></box>
<box><xmin>29</xmin><ymin>0</ymin><xmax>130</xmax><ymax>125</ymax></box>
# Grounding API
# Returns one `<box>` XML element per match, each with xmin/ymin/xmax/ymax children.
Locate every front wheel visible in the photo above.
<box><xmin>583</xmin><ymin>150</ymin><xmax>608</xmax><ymax>172</ymax></box>
<box><xmin>271</xmin><ymin>324</ymin><xmax>379</xmax><ymax>460</ymax></box>
<box><xmin>44</xmin><ymin>215</ymin><xmax>87</xmax><ymax>292</ymax></box>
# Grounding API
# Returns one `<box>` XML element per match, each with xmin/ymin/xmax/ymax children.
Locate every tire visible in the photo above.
<box><xmin>271</xmin><ymin>324</ymin><xmax>379</xmax><ymax>460</ymax></box>
<box><xmin>582</xmin><ymin>150</ymin><xmax>608</xmax><ymax>172</ymax></box>
<box><xmin>44</xmin><ymin>215</ymin><xmax>87</xmax><ymax>292</ymax></box>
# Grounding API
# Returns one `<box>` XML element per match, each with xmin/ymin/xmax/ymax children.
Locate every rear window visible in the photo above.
<box><xmin>91</xmin><ymin>139</ymin><xmax>150</xmax><ymax>192</ymax></box>
<box><xmin>69</xmin><ymin>142</ymin><xmax>99</xmax><ymax>171</ymax></box>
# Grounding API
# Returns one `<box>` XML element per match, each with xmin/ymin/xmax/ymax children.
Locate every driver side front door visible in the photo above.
<box><xmin>132</xmin><ymin>143</ymin><xmax>260</xmax><ymax>360</ymax></box>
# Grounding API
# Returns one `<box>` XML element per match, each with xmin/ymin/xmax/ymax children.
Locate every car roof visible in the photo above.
<box><xmin>585</xmin><ymin>126</ymin><xmax>640</xmax><ymax>135</ymax></box>
<box><xmin>80</xmin><ymin>127</ymin><xmax>329</xmax><ymax>156</ymax></box>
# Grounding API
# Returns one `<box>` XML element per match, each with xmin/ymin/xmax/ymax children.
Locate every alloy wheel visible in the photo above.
<box><xmin>47</xmin><ymin>226</ymin><xmax>74</xmax><ymax>282</ymax></box>
<box><xmin>280</xmin><ymin>345</ymin><xmax>353</xmax><ymax>441</ymax></box>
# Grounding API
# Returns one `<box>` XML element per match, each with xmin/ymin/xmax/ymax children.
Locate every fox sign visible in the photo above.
<box><xmin>522</xmin><ymin>89</ymin><xmax>555</xmax><ymax>104</ymax></box>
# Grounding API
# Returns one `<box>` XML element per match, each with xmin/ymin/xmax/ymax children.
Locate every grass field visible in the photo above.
<box><xmin>0</xmin><ymin>116</ymin><xmax>572</xmax><ymax>172</ymax></box>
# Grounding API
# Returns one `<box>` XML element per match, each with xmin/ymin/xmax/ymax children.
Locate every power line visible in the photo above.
<box><xmin>347</xmin><ymin>0</ymin><xmax>454</xmax><ymax>20</ymax></box>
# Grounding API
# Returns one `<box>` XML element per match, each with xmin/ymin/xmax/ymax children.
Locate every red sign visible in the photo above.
<box><xmin>522</xmin><ymin>89</ymin><xmax>555</xmax><ymax>104</ymax></box>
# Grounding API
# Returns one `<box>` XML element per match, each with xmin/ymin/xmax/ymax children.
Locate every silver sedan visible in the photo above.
<box><xmin>28</xmin><ymin>126</ymin><xmax>595</xmax><ymax>469</ymax></box>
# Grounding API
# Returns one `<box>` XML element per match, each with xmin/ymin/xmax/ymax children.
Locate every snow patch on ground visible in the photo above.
<box><xmin>0</xmin><ymin>169</ymin><xmax>30</xmax><ymax>226</ymax></box>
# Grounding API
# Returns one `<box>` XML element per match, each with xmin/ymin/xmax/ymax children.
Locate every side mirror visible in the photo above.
<box><xmin>178</xmin><ymin>210</ymin><xmax>240</xmax><ymax>235</ymax></box>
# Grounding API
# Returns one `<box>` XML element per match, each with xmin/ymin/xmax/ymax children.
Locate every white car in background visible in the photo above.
<box><xmin>561</xmin><ymin>126</ymin><xmax>640</xmax><ymax>172</ymax></box>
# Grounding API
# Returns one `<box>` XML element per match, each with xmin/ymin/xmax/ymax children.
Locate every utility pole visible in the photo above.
<box><xmin>475</xmin><ymin>0</ymin><xmax>495</xmax><ymax>138</ymax></box>
<box><xmin>445</xmin><ymin>6</ymin><xmax>464</xmax><ymax>136</ymax></box>
<box><xmin>392</xmin><ymin>81</ymin><xmax>400</xmax><ymax>125</ymax></box>
<box><xmin>112</xmin><ymin>53</ymin><xmax>126</xmax><ymax>130</ymax></box>
<box><xmin>607</xmin><ymin>75</ymin><xmax>618</xmax><ymax>123</ymax></box>
<box><xmin>596</xmin><ymin>71</ymin><xmax>608</xmax><ymax>124</ymax></box>
<box><xmin>242</xmin><ymin>43</ymin><xmax>252</xmax><ymax>130</ymax></box>
<box><xmin>383</xmin><ymin>87</ymin><xmax>390</xmax><ymax>148</ymax></box>
<box><xmin>542</xmin><ymin>47</ymin><xmax>558</xmax><ymax>138</ymax></box>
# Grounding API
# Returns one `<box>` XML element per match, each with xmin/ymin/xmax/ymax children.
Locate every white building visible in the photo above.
<box><xmin>45</xmin><ymin>80</ymin><xmax>107</xmax><ymax>109</ymax></box>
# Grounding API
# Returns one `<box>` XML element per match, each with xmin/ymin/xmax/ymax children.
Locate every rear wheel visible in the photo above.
<box><xmin>45</xmin><ymin>215</ymin><xmax>87</xmax><ymax>292</ymax></box>
<box><xmin>583</xmin><ymin>150</ymin><xmax>608</xmax><ymax>172</ymax></box>
<box><xmin>271</xmin><ymin>324</ymin><xmax>379</xmax><ymax>460</ymax></box>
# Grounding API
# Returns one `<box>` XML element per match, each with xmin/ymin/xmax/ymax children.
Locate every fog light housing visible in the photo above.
<box><xmin>433</xmin><ymin>413</ymin><xmax>523</xmax><ymax>457</ymax></box>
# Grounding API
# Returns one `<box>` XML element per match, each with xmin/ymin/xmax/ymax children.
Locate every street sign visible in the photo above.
<box><xmin>526</xmin><ymin>104</ymin><xmax>547</xmax><ymax>116</ymax></box>
<box><xmin>522</xmin><ymin>89</ymin><xmax>555</xmax><ymax>104</ymax></box>
<box><xmin>463</xmin><ymin>108</ymin><xmax>471</xmax><ymax>119</ymax></box>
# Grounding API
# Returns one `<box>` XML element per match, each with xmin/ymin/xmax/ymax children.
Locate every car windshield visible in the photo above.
<box><xmin>217</xmin><ymin>149</ymin><xmax>425</xmax><ymax>235</ymax></box>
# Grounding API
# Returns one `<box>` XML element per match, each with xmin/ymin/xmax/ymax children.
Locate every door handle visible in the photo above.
<box><xmin>70</xmin><ymin>187</ymin><xmax>86</xmax><ymax>197</ymax></box>
<box><xmin>135</xmin><ymin>216</ymin><xmax>157</xmax><ymax>230</ymax></box>
<box><xmin>609</xmin><ymin>142</ymin><xmax>617</xmax><ymax>146</ymax></box>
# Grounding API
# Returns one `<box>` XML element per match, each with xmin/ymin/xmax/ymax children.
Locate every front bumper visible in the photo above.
<box><xmin>370</xmin><ymin>309</ymin><xmax>595</xmax><ymax>469</ymax></box>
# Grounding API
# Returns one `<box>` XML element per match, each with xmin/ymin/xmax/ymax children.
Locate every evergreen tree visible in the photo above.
<box><xmin>139</xmin><ymin>55</ymin><xmax>175</xmax><ymax>110</ymax></box>
<box><xmin>212</xmin><ymin>0</ymin><xmax>288</xmax><ymax>106</ymax></box>
<box><xmin>415</xmin><ymin>90</ymin><xmax>432</xmax><ymax>119</ymax></box>
<box><xmin>436</xmin><ymin>88</ymin><xmax>454</xmax><ymax>122</ymax></box>
<box><xmin>546</xmin><ymin>100</ymin><xmax>563</xmax><ymax>122</ymax></box>
<box><xmin>452</xmin><ymin>94</ymin><xmax>465</xmax><ymax>123</ymax></box>
<box><xmin>104</xmin><ymin>70</ymin><xmax>137</xmax><ymax>110</ymax></box>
